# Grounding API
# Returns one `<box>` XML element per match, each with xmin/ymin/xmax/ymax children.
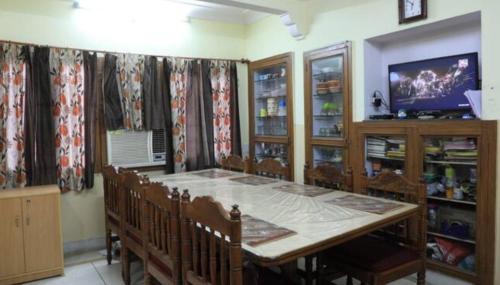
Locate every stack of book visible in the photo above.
<box><xmin>386</xmin><ymin>138</ymin><xmax>406</xmax><ymax>158</ymax></box>
<box><xmin>367</xmin><ymin>137</ymin><xmax>387</xmax><ymax>158</ymax></box>
<box><xmin>443</xmin><ymin>138</ymin><xmax>477</xmax><ymax>160</ymax></box>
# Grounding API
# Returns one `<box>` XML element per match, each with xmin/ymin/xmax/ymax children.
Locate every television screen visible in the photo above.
<box><xmin>389</xmin><ymin>53</ymin><xmax>479</xmax><ymax>113</ymax></box>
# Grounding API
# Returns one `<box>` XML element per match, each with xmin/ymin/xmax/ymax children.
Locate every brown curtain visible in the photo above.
<box><xmin>230</xmin><ymin>62</ymin><xmax>242</xmax><ymax>156</ymax></box>
<box><xmin>201</xmin><ymin>60</ymin><xmax>215</xmax><ymax>167</ymax></box>
<box><xmin>103</xmin><ymin>54</ymin><xmax>123</xmax><ymax>130</ymax></box>
<box><xmin>162</xmin><ymin>59</ymin><xmax>174</xmax><ymax>173</ymax></box>
<box><xmin>185</xmin><ymin>61</ymin><xmax>204</xmax><ymax>171</ymax></box>
<box><xmin>83</xmin><ymin>52</ymin><xmax>97</xmax><ymax>188</ymax></box>
<box><xmin>143</xmin><ymin>56</ymin><xmax>167</xmax><ymax>131</ymax></box>
<box><xmin>24</xmin><ymin>46</ymin><xmax>34</xmax><ymax>186</ymax></box>
<box><xmin>26</xmin><ymin>47</ymin><xmax>57</xmax><ymax>186</ymax></box>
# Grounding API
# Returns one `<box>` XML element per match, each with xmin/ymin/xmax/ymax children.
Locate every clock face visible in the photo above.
<box><xmin>404</xmin><ymin>0</ymin><xmax>422</xmax><ymax>18</ymax></box>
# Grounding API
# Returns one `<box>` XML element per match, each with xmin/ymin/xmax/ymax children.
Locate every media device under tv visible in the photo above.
<box><xmin>388</xmin><ymin>53</ymin><xmax>479</xmax><ymax>114</ymax></box>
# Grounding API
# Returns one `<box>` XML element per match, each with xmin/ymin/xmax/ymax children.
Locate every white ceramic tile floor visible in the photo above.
<box><xmin>24</xmin><ymin>259</ymin><xmax>145</xmax><ymax>285</ymax></box>
<box><xmin>23</xmin><ymin>253</ymin><xmax>472</xmax><ymax>285</ymax></box>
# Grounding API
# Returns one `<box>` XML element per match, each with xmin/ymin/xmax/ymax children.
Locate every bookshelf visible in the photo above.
<box><xmin>352</xmin><ymin>120</ymin><xmax>497</xmax><ymax>285</ymax></box>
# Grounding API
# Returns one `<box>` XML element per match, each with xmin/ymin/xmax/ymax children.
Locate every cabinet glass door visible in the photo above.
<box><xmin>424</xmin><ymin>137</ymin><xmax>478</xmax><ymax>275</ymax></box>
<box><xmin>255</xmin><ymin>142</ymin><xmax>289</xmax><ymax>165</ymax></box>
<box><xmin>254</xmin><ymin>64</ymin><xmax>288</xmax><ymax>137</ymax></box>
<box><xmin>365</xmin><ymin>136</ymin><xmax>406</xmax><ymax>177</ymax></box>
<box><xmin>311</xmin><ymin>55</ymin><xmax>344</xmax><ymax>138</ymax></box>
<box><xmin>312</xmin><ymin>146</ymin><xmax>343</xmax><ymax>169</ymax></box>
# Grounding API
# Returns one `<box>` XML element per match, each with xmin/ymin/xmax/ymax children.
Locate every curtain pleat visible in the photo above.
<box><xmin>143</xmin><ymin>56</ymin><xmax>155</xmax><ymax>131</ymax></box>
<box><xmin>116</xmin><ymin>54</ymin><xmax>144</xmax><ymax>130</ymax></box>
<box><xmin>185</xmin><ymin>61</ymin><xmax>204</xmax><ymax>171</ymax></box>
<box><xmin>103</xmin><ymin>54</ymin><xmax>123</xmax><ymax>130</ymax></box>
<box><xmin>168</xmin><ymin>58</ymin><xmax>190</xmax><ymax>173</ymax></box>
<box><xmin>230</xmin><ymin>62</ymin><xmax>242</xmax><ymax>156</ymax></box>
<box><xmin>83</xmin><ymin>52</ymin><xmax>97</xmax><ymax>188</ymax></box>
<box><xmin>162</xmin><ymin>59</ymin><xmax>174</xmax><ymax>174</ymax></box>
<box><xmin>30</xmin><ymin>47</ymin><xmax>57</xmax><ymax>186</ymax></box>
<box><xmin>143</xmin><ymin>56</ymin><xmax>166</xmax><ymax>131</ymax></box>
<box><xmin>49</xmin><ymin>49</ymin><xmax>85</xmax><ymax>192</ymax></box>
<box><xmin>0</xmin><ymin>44</ymin><xmax>28</xmax><ymax>189</ymax></box>
<box><xmin>201</xmin><ymin>60</ymin><xmax>215</xmax><ymax>168</ymax></box>
<box><xmin>210</xmin><ymin>60</ymin><xmax>232</xmax><ymax>163</ymax></box>
<box><xmin>24</xmin><ymin>46</ymin><xmax>35</xmax><ymax>186</ymax></box>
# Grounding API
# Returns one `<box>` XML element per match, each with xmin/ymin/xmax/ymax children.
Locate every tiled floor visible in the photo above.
<box><xmin>24</xmin><ymin>259</ymin><xmax>145</xmax><ymax>285</ymax></box>
<box><xmin>23</xmin><ymin>251</ymin><xmax>473</xmax><ymax>285</ymax></box>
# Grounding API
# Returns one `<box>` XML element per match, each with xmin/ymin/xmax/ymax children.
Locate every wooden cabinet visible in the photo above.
<box><xmin>304</xmin><ymin>42</ymin><xmax>352</xmax><ymax>171</ymax></box>
<box><xmin>249</xmin><ymin>53</ymin><xmax>294</xmax><ymax>180</ymax></box>
<box><xmin>0</xmin><ymin>186</ymin><xmax>64</xmax><ymax>285</ymax></box>
<box><xmin>352</xmin><ymin>120</ymin><xmax>497</xmax><ymax>285</ymax></box>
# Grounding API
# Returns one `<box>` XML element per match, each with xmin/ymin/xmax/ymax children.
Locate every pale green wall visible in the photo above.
<box><xmin>1</xmin><ymin>1</ymin><xmax>500</xmax><ymax>281</ymax></box>
<box><xmin>0</xmin><ymin>7</ymin><xmax>249</xmax><ymax>243</ymax></box>
<box><xmin>244</xmin><ymin>0</ymin><xmax>500</xmax><ymax>283</ymax></box>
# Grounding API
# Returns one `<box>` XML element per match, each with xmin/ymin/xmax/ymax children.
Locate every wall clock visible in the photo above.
<box><xmin>399</xmin><ymin>0</ymin><xmax>427</xmax><ymax>24</ymax></box>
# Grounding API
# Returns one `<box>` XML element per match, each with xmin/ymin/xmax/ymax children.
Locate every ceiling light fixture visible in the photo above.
<box><xmin>72</xmin><ymin>0</ymin><xmax>191</xmax><ymax>23</ymax></box>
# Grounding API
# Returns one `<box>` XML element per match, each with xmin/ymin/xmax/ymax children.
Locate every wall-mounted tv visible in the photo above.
<box><xmin>389</xmin><ymin>53</ymin><xmax>479</xmax><ymax>113</ymax></box>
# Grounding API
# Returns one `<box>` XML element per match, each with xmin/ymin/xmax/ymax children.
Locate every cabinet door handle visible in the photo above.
<box><xmin>26</xmin><ymin>199</ymin><xmax>31</xmax><ymax>226</ymax></box>
<box><xmin>15</xmin><ymin>216</ymin><xmax>20</xmax><ymax>228</ymax></box>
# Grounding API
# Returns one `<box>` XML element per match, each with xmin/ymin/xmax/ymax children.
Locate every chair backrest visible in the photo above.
<box><xmin>180</xmin><ymin>191</ymin><xmax>242</xmax><ymax>285</ymax></box>
<box><xmin>360</xmin><ymin>170</ymin><xmax>426</xmax><ymax>253</ymax></box>
<box><xmin>220</xmin><ymin>155</ymin><xmax>250</xmax><ymax>173</ymax></box>
<box><xmin>122</xmin><ymin>171</ymin><xmax>150</xmax><ymax>239</ymax></box>
<box><xmin>253</xmin><ymin>158</ymin><xmax>289</xmax><ymax>180</ymax></box>
<box><xmin>304</xmin><ymin>164</ymin><xmax>353</xmax><ymax>191</ymax></box>
<box><xmin>144</xmin><ymin>183</ymin><xmax>181</xmax><ymax>284</ymax></box>
<box><xmin>102</xmin><ymin>166</ymin><xmax>123</xmax><ymax>219</ymax></box>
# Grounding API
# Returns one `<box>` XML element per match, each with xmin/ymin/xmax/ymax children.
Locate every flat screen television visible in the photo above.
<box><xmin>389</xmin><ymin>53</ymin><xmax>479</xmax><ymax>113</ymax></box>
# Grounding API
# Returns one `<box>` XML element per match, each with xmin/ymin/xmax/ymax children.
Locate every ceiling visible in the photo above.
<box><xmin>0</xmin><ymin>0</ymin><xmax>380</xmax><ymax>25</ymax></box>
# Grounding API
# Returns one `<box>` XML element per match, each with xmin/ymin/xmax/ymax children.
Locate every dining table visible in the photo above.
<box><xmin>148</xmin><ymin>168</ymin><xmax>420</xmax><ymax>268</ymax></box>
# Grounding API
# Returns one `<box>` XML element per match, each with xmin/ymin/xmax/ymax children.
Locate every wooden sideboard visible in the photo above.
<box><xmin>0</xmin><ymin>185</ymin><xmax>64</xmax><ymax>285</ymax></box>
<box><xmin>351</xmin><ymin>120</ymin><xmax>497</xmax><ymax>285</ymax></box>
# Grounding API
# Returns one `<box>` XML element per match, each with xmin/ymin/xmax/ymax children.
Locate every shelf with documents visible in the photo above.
<box><xmin>352</xmin><ymin>120</ymin><xmax>497</xmax><ymax>285</ymax></box>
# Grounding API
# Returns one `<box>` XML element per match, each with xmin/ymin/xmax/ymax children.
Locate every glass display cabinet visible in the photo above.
<box><xmin>423</xmin><ymin>136</ymin><xmax>479</xmax><ymax>278</ymax></box>
<box><xmin>249</xmin><ymin>53</ymin><xmax>294</xmax><ymax>179</ymax></box>
<box><xmin>304</xmin><ymin>42</ymin><xmax>351</xmax><ymax>172</ymax></box>
<box><xmin>352</xmin><ymin>120</ymin><xmax>497</xmax><ymax>285</ymax></box>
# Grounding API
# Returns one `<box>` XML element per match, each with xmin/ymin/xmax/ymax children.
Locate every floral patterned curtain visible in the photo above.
<box><xmin>49</xmin><ymin>49</ymin><xmax>85</xmax><ymax>192</ymax></box>
<box><xmin>210</xmin><ymin>60</ymin><xmax>232</xmax><ymax>163</ymax></box>
<box><xmin>116</xmin><ymin>54</ymin><xmax>144</xmax><ymax>130</ymax></box>
<box><xmin>168</xmin><ymin>58</ymin><xmax>191</xmax><ymax>173</ymax></box>
<box><xmin>0</xmin><ymin>44</ymin><xmax>27</xmax><ymax>189</ymax></box>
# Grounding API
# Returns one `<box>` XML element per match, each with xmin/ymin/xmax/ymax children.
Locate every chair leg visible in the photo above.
<box><xmin>417</xmin><ymin>270</ymin><xmax>426</xmax><ymax>285</ymax></box>
<box><xmin>105</xmin><ymin>228</ymin><xmax>112</xmax><ymax>265</ymax></box>
<box><xmin>316</xmin><ymin>253</ymin><xmax>324</xmax><ymax>285</ymax></box>
<box><xmin>121</xmin><ymin>247</ymin><xmax>131</xmax><ymax>285</ymax></box>
<box><xmin>305</xmin><ymin>255</ymin><xmax>313</xmax><ymax>285</ymax></box>
<box><xmin>144</xmin><ymin>267</ymin><xmax>151</xmax><ymax>285</ymax></box>
<box><xmin>347</xmin><ymin>276</ymin><xmax>353</xmax><ymax>285</ymax></box>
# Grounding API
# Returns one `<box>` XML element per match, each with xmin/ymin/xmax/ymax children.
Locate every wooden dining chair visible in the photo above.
<box><xmin>220</xmin><ymin>154</ymin><xmax>251</xmax><ymax>173</ymax></box>
<box><xmin>319</xmin><ymin>170</ymin><xmax>427</xmax><ymax>285</ymax></box>
<box><xmin>304</xmin><ymin>164</ymin><xmax>353</xmax><ymax>191</ymax></box>
<box><xmin>180</xmin><ymin>190</ymin><xmax>243</xmax><ymax>285</ymax></box>
<box><xmin>299</xmin><ymin>164</ymin><xmax>354</xmax><ymax>285</ymax></box>
<box><xmin>252</xmin><ymin>158</ymin><xmax>290</xmax><ymax>180</ymax></box>
<box><xmin>102</xmin><ymin>165</ymin><xmax>127</xmax><ymax>265</ymax></box>
<box><xmin>121</xmin><ymin>171</ymin><xmax>150</xmax><ymax>285</ymax></box>
<box><xmin>143</xmin><ymin>183</ymin><xmax>182</xmax><ymax>285</ymax></box>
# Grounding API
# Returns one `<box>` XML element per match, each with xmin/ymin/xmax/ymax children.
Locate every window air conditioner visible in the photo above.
<box><xmin>107</xmin><ymin>129</ymin><xmax>166</xmax><ymax>168</ymax></box>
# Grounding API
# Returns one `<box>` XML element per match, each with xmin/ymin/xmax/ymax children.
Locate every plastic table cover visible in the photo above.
<box><xmin>149</xmin><ymin>169</ymin><xmax>419</xmax><ymax>265</ymax></box>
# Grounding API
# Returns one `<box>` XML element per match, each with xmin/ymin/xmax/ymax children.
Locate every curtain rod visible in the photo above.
<box><xmin>0</xmin><ymin>39</ymin><xmax>250</xmax><ymax>64</ymax></box>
